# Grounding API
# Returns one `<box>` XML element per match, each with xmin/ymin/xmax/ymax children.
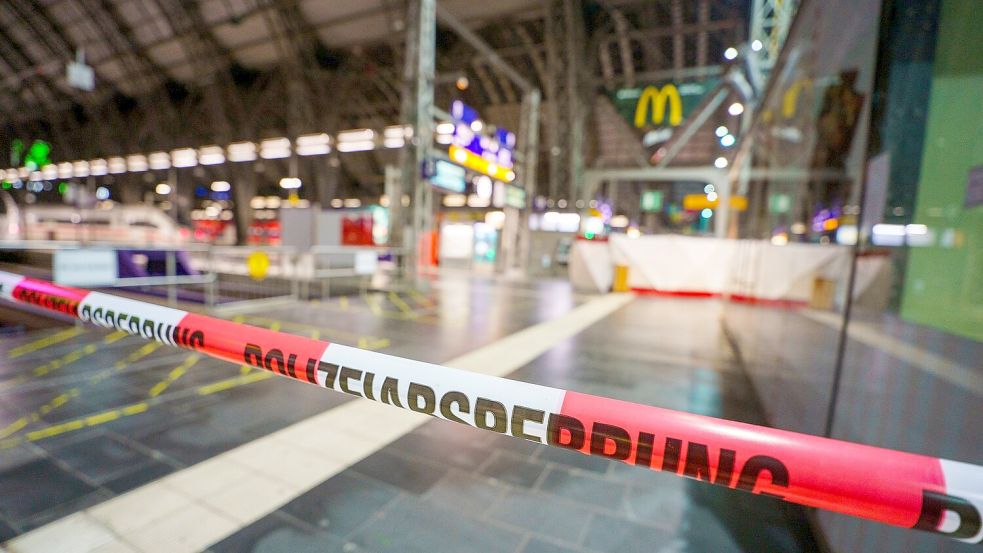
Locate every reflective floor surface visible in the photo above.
<box><xmin>0</xmin><ymin>273</ymin><xmax>818</xmax><ymax>552</ymax></box>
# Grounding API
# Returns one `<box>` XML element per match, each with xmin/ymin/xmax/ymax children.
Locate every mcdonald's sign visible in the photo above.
<box><xmin>633</xmin><ymin>84</ymin><xmax>684</xmax><ymax>128</ymax></box>
<box><xmin>612</xmin><ymin>79</ymin><xmax>715</xmax><ymax>131</ymax></box>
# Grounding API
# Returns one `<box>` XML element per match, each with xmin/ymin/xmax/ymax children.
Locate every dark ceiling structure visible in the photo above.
<box><xmin>1</xmin><ymin>0</ymin><xmax>748</xmax><ymax>197</ymax></box>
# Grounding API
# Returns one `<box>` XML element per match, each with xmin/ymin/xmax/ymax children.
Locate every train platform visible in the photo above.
<box><xmin>0</xmin><ymin>274</ymin><xmax>821</xmax><ymax>553</ymax></box>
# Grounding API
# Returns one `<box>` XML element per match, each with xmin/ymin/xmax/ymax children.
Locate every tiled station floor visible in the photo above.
<box><xmin>0</xmin><ymin>274</ymin><xmax>818</xmax><ymax>553</ymax></box>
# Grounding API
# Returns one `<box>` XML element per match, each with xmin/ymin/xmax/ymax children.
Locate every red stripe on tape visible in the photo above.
<box><xmin>179</xmin><ymin>313</ymin><xmax>329</xmax><ymax>384</ymax></box>
<box><xmin>12</xmin><ymin>278</ymin><xmax>89</xmax><ymax>317</ymax></box>
<box><xmin>558</xmin><ymin>391</ymin><xmax>946</xmax><ymax>528</ymax></box>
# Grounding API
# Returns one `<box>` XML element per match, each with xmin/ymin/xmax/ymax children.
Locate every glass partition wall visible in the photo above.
<box><xmin>722</xmin><ymin>0</ymin><xmax>982</xmax><ymax>551</ymax></box>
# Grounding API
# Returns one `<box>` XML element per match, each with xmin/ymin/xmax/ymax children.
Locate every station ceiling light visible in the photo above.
<box><xmin>41</xmin><ymin>164</ymin><xmax>58</xmax><ymax>180</ymax></box>
<box><xmin>436</xmin><ymin>122</ymin><xmax>455</xmax><ymax>135</ymax></box>
<box><xmin>126</xmin><ymin>154</ymin><xmax>148</xmax><ymax>172</ymax></box>
<box><xmin>724</xmin><ymin>47</ymin><xmax>738</xmax><ymax>60</ymax></box>
<box><xmin>106</xmin><ymin>157</ymin><xmax>126</xmax><ymax>174</ymax></box>
<box><xmin>171</xmin><ymin>148</ymin><xmax>197</xmax><ymax>168</ymax></box>
<box><xmin>58</xmin><ymin>162</ymin><xmax>73</xmax><ymax>178</ymax></box>
<box><xmin>90</xmin><ymin>159</ymin><xmax>108</xmax><ymax>176</ymax></box>
<box><xmin>155</xmin><ymin>183</ymin><xmax>171</xmax><ymax>195</ymax></box>
<box><xmin>442</xmin><ymin>194</ymin><xmax>466</xmax><ymax>207</ymax></box>
<box><xmin>228</xmin><ymin>142</ymin><xmax>257</xmax><ymax>162</ymax></box>
<box><xmin>728</xmin><ymin>102</ymin><xmax>745</xmax><ymax>116</ymax></box>
<box><xmin>211</xmin><ymin>180</ymin><xmax>231</xmax><ymax>192</ymax></box>
<box><xmin>148</xmin><ymin>152</ymin><xmax>170</xmax><ymax>170</ymax></box>
<box><xmin>72</xmin><ymin>160</ymin><xmax>90</xmax><ymax>177</ymax></box>
<box><xmin>715</xmin><ymin>126</ymin><xmax>729</xmax><ymax>138</ymax></box>
<box><xmin>343</xmin><ymin>198</ymin><xmax>361</xmax><ymax>208</ymax></box>
<box><xmin>296</xmin><ymin>133</ymin><xmax>331</xmax><ymax>156</ymax></box>
<box><xmin>751</xmin><ymin>40</ymin><xmax>763</xmax><ymax>52</ymax></box>
<box><xmin>199</xmin><ymin>145</ymin><xmax>225</xmax><ymax>165</ymax></box>
<box><xmin>260</xmin><ymin>138</ymin><xmax>290</xmax><ymax>159</ymax></box>
<box><xmin>720</xmin><ymin>134</ymin><xmax>736</xmax><ymax>147</ymax></box>
<box><xmin>279</xmin><ymin>177</ymin><xmax>301</xmax><ymax>189</ymax></box>
<box><xmin>714</xmin><ymin>156</ymin><xmax>729</xmax><ymax>168</ymax></box>
<box><xmin>337</xmin><ymin>129</ymin><xmax>376</xmax><ymax>152</ymax></box>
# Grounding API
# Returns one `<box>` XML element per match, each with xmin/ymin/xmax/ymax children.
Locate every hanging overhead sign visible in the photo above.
<box><xmin>612</xmin><ymin>78</ymin><xmax>720</xmax><ymax>130</ymax></box>
<box><xmin>430</xmin><ymin>160</ymin><xmax>467</xmax><ymax>193</ymax></box>
<box><xmin>450</xmin><ymin>100</ymin><xmax>516</xmax><ymax>171</ymax></box>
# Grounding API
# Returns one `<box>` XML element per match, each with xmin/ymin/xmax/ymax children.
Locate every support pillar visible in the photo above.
<box><xmin>396</xmin><ymin>0</ymin><xmax>436</xmax><ymax>276</ymax></box>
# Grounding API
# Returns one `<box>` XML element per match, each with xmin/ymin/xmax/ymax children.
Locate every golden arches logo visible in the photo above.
<box><xmin>633</xmin><ymin>84</ymin><xmax>683</xmax><ymax>128</ymax></box>
<box><xmin>782</xmin><ymin>78</ymin><xmax>813</xmax><ymax>119</ymax></box>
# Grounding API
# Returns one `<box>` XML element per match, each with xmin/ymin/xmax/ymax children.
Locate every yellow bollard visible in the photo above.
<box><xmin>612</xmin><ymin>264</ymin><xmax>630</xmax><ymax>292</ymax></box>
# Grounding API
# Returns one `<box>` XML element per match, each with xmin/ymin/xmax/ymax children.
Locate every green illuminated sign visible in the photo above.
<box><xmin>10</xmin><ymin>139</ymin><xmax>52</xmax><ymax>170</ymax></box>
<box><xmin>641</xmin><ymin>190</ymin><xmax>664</xmax><ymax>212</ymax></box>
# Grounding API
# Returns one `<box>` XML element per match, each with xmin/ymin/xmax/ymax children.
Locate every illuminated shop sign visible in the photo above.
<box><xmin>430</xmin><ymin>160</ymin><xmax>467</xmax><ymax>193</ymax></box>
<box><xmin>504</xmin><ymin>185</ymin><xmax>527</xmax><ymax>209</ymax></box>
<box><xmin>450</xmin><ymin>101</ymin><xmax>516</xmax><ymax>172</ymax></box>
<box><xmin>612</xmin><ymin>78</ymin><xmax>718</xmax><ymax>130</ymax></box>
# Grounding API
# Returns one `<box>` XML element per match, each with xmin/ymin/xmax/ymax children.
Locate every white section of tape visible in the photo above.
<box><xmin>0</xmin><ymin>270</ymin><xmax>25</xmax><ymax>300</ymax></box>
<box><xmin>320</xmin><ymin>344</ymin><xmax>567</xmax><ymax>443</ymax></box>
<box><xmin>77</xmin><ymin>291</ymin><xmax>189</xmax><ymax>346</ymax></box>
<box><xmin>940</xmin><ymin>459</ymin><xmax>983</xmax><ymax>543</ymax></box>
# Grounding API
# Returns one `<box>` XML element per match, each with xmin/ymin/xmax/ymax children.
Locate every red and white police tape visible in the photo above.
<box><xmin>0</xmin><ymin>270</ymin><xmax>980</xmax><ymax>543</ymax></box>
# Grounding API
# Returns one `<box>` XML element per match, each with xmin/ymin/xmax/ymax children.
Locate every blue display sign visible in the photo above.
<box><xmin>450</xmin><ymin>100</ymin><xmax>516</xmax><ymax>170</ymax></box>
<box><xmin>430</xmin><ymin>160</ymin><xmax>466</xmax><ymax>193</ymax></box>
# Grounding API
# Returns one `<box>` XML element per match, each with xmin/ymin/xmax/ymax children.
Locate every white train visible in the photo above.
<box><xmin>0</xmin><ymin>193</ymin><xmax>186</xmax><ymax>244</ymax></box>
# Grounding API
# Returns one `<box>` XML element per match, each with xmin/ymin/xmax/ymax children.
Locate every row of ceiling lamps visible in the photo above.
<box><xmin>3</xmin><ymin>125</ymin><xmax>420</xmax><ymax>182</ymax></box>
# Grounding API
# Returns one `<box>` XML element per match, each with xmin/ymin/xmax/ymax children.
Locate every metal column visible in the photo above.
<box><xmin>396</xmin><ymin>0</ymin><xmax>436</xmax><ymax>276</ymax></box>
<box><xmin>545</xmin><ymin>0</ymin><xmax>589</xmax><ymax>205</ymax></box>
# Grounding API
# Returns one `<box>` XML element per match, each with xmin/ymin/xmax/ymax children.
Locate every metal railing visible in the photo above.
<box><xmin>0</xmin><ymin>240</ymin><xmax>401</xmax><ymax>310</ymax></box>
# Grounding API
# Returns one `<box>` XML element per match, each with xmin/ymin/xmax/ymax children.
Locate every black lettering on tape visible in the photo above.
<box><xmin>408</xmin><ymin>383</ymin><xmax>436</xmax><ymax>414</ymax></box>
<box><xmin>363</xmin><ymin>372</ymin><xmax>375</xmax><ymax>400</ymax></box>
<box><xmin>474</xmin><ymin>398</ymin><xmax>507</xmax><ymax>434</ymax></box>
<box><xmin>380</xmin><ymin>377</ymin><xmax>402</xmax><ymax>407</ymax></box>
<box><xmin>590</xmin><ymin>422</ymin><xmax>632</xmax><ymax>460</ymax></box>
<box><xmin>714</xmin><ymin>449</ymin><xmax>737</xmax><ymax>486</ymax></box>
<box><xmin>339</xmin><ymin>367</ymin><xmax>363</xmax><ymax>397</ymax></box>
<box><xmin>320</xmin><ymin>363</ymin><xmax>339</xmax><ymax>388</ymax></box>
<box><xmin>683</xmin><ymin>442</ymin><xmax>712</xmax><ymax>482</ymax></box>
<box><xmin>285</xmin><ymin>353</ymin><xmax>298</xmax><ymax>379</ymax></box>
<box><xmin>439</xmin><ymin>391</ymin><xmax>470</xmax><ymax>424</ymax></box>
<box><xmin>635</xmin><ymin>432</ymin><xmax>656</xmax><ymax>468</ymax></box>
<box><xmin>511</xmin><ymin>406</ymin><xmax>545</xmax><ymax>443</ymax></box>
<box><xmin>547</xmin><ymin>413</ymin><xmax>585</xmax><ymax>450</ymax></box>
<box><xmin>265</xmin><ymin>349</ymin><xmax>286</xmax><ymax>375</ymax></box>
<box><xmin>80</xmin><ymin>304</ymin><xmax>92</xmax><ymax>321</ymax></box>
<box><xmin>244</xmin><ymin>343</ymin><xmax>263</xmax><ymax>367</ymax></box>
<box><xmin>128</xmin><ymin>316</ymin><xmax>140</xmax><ymax>335</ymax></box>
<box><xmin>189</xmin><ymin>330</ymin><xmax>204</xmax><ymax>350</ymax></box>
<box><xmin>736</xmin><ymin>455</ymin><xmax>789</xmax><ymax>498</ymax></box>
<box><xmin>304</xmin><ymin>358</ymin><xmax>318</xmax><ymax>384</ymax></box>
<box><xmin>914</xmin><ymin>490</ymin><xmax>982</xmax><ymax>540</ymax></box>
<box><xmin>142</xmin><ymin>319</ymin><xmax>155</xmax><ymax>340</ymax></box>
<box><xmin>662</xmin><ymin>438</ymin><xmax>682</xmax><ymax>473</ymax></box>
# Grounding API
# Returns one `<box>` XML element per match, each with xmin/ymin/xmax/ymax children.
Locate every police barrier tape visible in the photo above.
<box><xmin>0</xmin><ymin>270</ymin><xmax>980</xmax><ymax>543</ymax></box>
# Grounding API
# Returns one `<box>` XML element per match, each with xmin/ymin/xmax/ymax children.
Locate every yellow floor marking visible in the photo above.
<box><xmin>8</xmin><ymin>327</ymin><xmax>85</xmax><ymax>359</ymax></box>
<box><xmin>0</xmin><ymin>342</ymin><xmax>163</xmax><ymax>439</ymax></box>
<box><xmin>147</xmin><ymin>355</ymin><xmax>200</xmax><ymax>398</ymax></box>
<box><xmin>388</xmin><ymin>291</ymin><xmax>418</xmax><ymax>318</ymax></box>
<box><xmin>197</xmin><ymin>371</ymin><xmax>274</xmax><ymax>396</ymax></box>
<box><xmin>0</xmin><ymin>400</ymin><xmax>152</xmax><ymax>448</ymax></box>
<box><xmin>363</xmin><ymin>292</ymin><xmax>384</xmax><ymax>316</ymax></box>
<box><xmin>406</xmin><ymin>288</ymin><xmax>436</xmax><ymax>309</ymax></box>
<box><xmin>339</xmin><ymin>296</ymin><xmax>349</xmax><ymax>310</ymax></box>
